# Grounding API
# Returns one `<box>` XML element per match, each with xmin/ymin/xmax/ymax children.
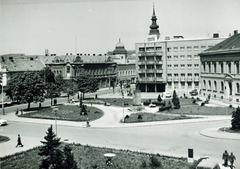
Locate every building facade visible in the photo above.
<box><xmin>199</xmin><ymin>30</ymin><xmax>240</xmax><ymax>104</ymax></box>
<box><xmin>135</xmin><ymin>5</ymin><xmax>227</xmax><ymax>94</ymax></box>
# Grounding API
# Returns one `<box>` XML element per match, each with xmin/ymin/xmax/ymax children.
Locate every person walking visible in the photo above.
<box><xmin>222</xmin><ymin>150</ymin><xmax>229</xmax><ymax>167</ymax></box>
<box><xmin>16</xmin><ymin>134</ymin><xmax>24</xmax><ymax>147</ymax></box>
<box><xmin>229</xmin><ymin>152</ymin><xmax>236</xmax><ymax>168</ymax></box>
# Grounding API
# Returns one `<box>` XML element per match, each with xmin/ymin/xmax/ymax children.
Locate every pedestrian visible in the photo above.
<box><xmin>16</xmin><ymin>134</ymin><xmax>24</xmax><ymax>147</ymax></box>
<box><xmin>229</xmin><ymin>152</ymin><xmax>236</xmax><ymax>168</ymax></box>
<box><xmin>15</xmin><ymin>108</ymin><xmax>19</xmax><ymax>116</ymax></box>
<box><xmin>222</xmin><ymin>150</ymin><xmax>229</xmax><ymax>167</ymax></box>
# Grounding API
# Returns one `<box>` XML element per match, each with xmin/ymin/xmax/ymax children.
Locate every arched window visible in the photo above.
<box><xmin>214</xmin><ymin>81</ymin><xmax>217</xmax><ymax>91</ymax></box>
<box><xmin>237</xmin><ymin>83</ymin><xmax>240</xmax><ymax>93</ymax></box>
<box><xmin>67</xmin><ymin>66</ymin><xmax>70</xmax><ymax>73</ymax></box>
<box><xmin>203</xmin><ymin>80</ymin><xmax>206</xmax><ymax>89</ymax></box>
<box><xmin>208</xmin><ymin>80</ymin><xmax>211</xmax><ymax>90</ymax></box>
<box><xmin>221</xmin><ymin>81</ymin><xmax>224</xmax><ymax>91</ymax></box>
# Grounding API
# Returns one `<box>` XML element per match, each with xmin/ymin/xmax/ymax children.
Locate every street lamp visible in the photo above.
<box><xmin>122</xmin><ymin>94</ymin><xmax>124</xmax><ymax>123</ymax></box>
<box><xmin>52</xmin><ymin>106</ymin><xmax>58</xmax><ymax>136</ymax></box>
<box><xmin>1</xmin><ymin>66</ymin><xmax>6</xmax><ymax>115</ymax></box>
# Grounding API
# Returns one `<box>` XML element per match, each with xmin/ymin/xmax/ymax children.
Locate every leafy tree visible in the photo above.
<box><xmin>172</xmin><ymin>90</ymin><xmax>180</xmax><ymax>109</ymax></box>
<box><xmin>38</xmin><ymin>125</ymin><xmax>61</xmax><ymax>169</ymax></box>
<box><xmin>231</xmin><ymin>107</ymin><xmax>240</xmax><ymax>130</ymax></box>
<box><xmin>40</xmin><ymin>67</ymin><xmax>62</xmax><ymax>105</ymax></box>
<box><xmin>157</xmin><ymin>94</ymin><xmax>162</xmax><ymax>102</ymax></box>
<box><xmin>149</xmin><ymin>155</ymin><xmax>162</xmax><ymax>167</ymax></box>
<box><xmin>62</xmin><ymin>79</ymin><xmax>78</xmax><ymax>101</ymax></box>
<box><xmin>76</xmin><ymin>74</ymin><xmax>99</xmax><ymax>99</ymax></box>
<box><xmin>5</xmin><ymin>72</ymin><xmax>45</xmax><ymax>110</ymax></box>
<box><xmin>62</xmin><ymin>145</ymin><xmax>78</xmax><ymax>169</ymax></box>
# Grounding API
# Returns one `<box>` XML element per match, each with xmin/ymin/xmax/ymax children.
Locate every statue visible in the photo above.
<box><xmin>135</xmin><ymin>78</ymin><xmax>140</xmax><ymax>91</ymax></box>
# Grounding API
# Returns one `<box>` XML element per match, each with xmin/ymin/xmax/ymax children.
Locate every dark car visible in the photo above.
<box><xmin>190</xmin><ymin>89</ymin><xmax>198</xmax><ymax>96</ymax></box>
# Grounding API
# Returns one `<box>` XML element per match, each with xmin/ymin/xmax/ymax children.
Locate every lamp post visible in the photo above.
<box><xmin>1</xmin><ymin>66</ymin><xmax>6</xmax><ymax>115</ymax></box>
<box><xmin>122</xmin><ymin>94</ymin><xmax>124</xmax><ymax>123</ymax></box>
<box><xmin>52</xmin><ymin>106</ymin><xmax>58</xmax><ymax>136</ymax></box>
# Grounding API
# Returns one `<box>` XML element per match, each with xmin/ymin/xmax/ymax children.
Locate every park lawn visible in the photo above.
<box><xmin>19</xmin><ymin>104</ymin><xmax>103</xmax><ymax>122</ymax></box>
<box><xmin>124</xmin><ymin>112</ymin><xmax>194</xmax><ymax>123</ymax></box>
<box><xmin>0</xmin><ymin>143</ymin><xmax>190</xmax><ymax>169</ymax></box>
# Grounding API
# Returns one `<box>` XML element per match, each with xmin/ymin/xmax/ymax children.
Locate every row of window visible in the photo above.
<box><xmin>167</xmin><ymin>55</ymin><xmax>199</xmax><ymax>60</ymax></box>
<box><xmin>168</xmin><ymin>64</ymin><xmax>199</xmax><ymax>68</ymax></box>
<box><xmin>118</xmin><ymin>70</ymin><xmax>135</xmax><ymax>76</ymax></box>
<box><xmin>203</xmin><ymin>62</ymin><xmax>240</xmax><ymax>74</ymax></box>
<box><xmin>167</xmin><ymin>46</ymin><xmax>212</xmax><ymax>52</ymax></box>
<box><xmin>168</xmin><ymin>73</ymin><xmax>199</xmax><ymax>77</ymax></box>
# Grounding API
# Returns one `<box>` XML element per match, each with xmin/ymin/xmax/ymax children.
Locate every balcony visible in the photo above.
<box><xmin>138</xmin><ymin>69</ymin><xmax>146</xmax><ymax>73</ymax></box>
<box><xmin>147</xmin><ymin>77</ymin><xmax>155</xmax><ymax>81</ymax></box>
<box><xmin>180</xmin><ymin>77</ymin><xmax>185</xmax><ymax>81</ymax></box>
<box><xmin>146</xmin><ymin>69</ymin><xmax>155</xmax><ymax>73</ymax></box>
<box><xmin>146</xmin><ymin>60</ymin><xmax>155</xmax><ymax>64</ymax></box>
<box><xmin>187</xmin><ymin>77</ymin><xmax>192</xmax><ymax>81</ymax></box>
<box><xmin>194</xmin><ymin>77</ymin><xmax>199</xmax><ymax>81</ymax></box>
<box><xmin>174</xmin><ymin>77</ymin><xmax>179</xmax><ymax>81</ymax></box>
<box><xmin>155</xmin><ymin>60</ymin><xmax>163</xmax><ymax>64</ymax></box>
<box><xmin>155</xmin><ymin>69</ymin><xmax>163</xmax><ymax>73</ymax></box>
<box><xmin>167</xmin><ymin>77</ymin><xmax>172</xmax><ymax>81</ymax></box>
<box><xmin>138</xmin><ymin>60</ymin><xmax>146</xmax><ymax>65</ymax></box>
<box><xmin>155</xmin><ymin>77</ymin><xmax>163</xmax><ymax>82</ymax></box>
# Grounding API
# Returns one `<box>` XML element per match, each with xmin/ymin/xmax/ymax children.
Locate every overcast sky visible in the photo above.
<box><xmin>1</xmin><ymin>0</ymin><xmax>240</xmax><ymax>56</ymax></box>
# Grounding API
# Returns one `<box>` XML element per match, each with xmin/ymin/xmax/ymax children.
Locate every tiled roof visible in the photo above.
<box><xmin>2</xmin><ymin>59</ymin><xmax>45</xmax><ymax>72</ymax></box>
<box><xmin>200</xmin><ymin>33</ymin><xmax>240</xmax><ymax>55</ymax></box>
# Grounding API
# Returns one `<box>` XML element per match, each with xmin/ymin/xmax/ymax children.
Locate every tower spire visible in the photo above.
<box><xmin>148</xmin><ymin>3</ymin><xmax>160</xmax><ymax>40</ymax></box>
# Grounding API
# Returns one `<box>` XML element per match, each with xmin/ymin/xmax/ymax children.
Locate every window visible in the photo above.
<box><xmin>194</xmin><ymin>46</ymin><xmax>199</xmax><ymax>51</ymax></box>
<box><xmin>187</xmin><ymin>46</ymin><xmax>191</xmax><ymax>51</ymax></box>
<box><xmin>208</xmin><ymin>63</ymin><xmax>211</xmax><ymax>73</ymax></box>
<box><xmin>194</xmin><ymin>55</ymin><xmax>199</xmax><ymax>59</ymax></box>
<box><xmin>236</xmin><ymin>63</ymin><xmax>239</xmax><ymax>74</ymax></box>
<box><xmin>187</xmin><ymin>64</ymin><xmax>192</xmax><ymax>68</ymax></box>
<box><xmin>180</xmin><ymin>55</ymin><xmax>185</xmax><ymax>60</ymax></box>
<box><xmin>187</xmin><ymin>55</ymin><xmax>192</xmax><ymax>60</ymax></box>
<box><xmin>180</xmin><ymin>47</ymin><xmax>185</xmax><ymax>52</ymax></box>
<box><xmin>167</xmin><ymin>65</ymin><xmax>172</xmax><ymax>69</ymax></box>
<box><xmin>167</xmin><ymin>74</ymin><xmax>172</xmax><ymax>77</ymax></box>
<box><xmin>237</xmin><ymin>83</ymin><xmax>240</xmax><ymax>93</ymax></box>
<box><xmin>203</xmin><ymin>64</ymin><xmax>206</xmax><ymax>72</ymax></box>
<box><xmin>167</xmin><ymin>56</ymin><xmax>172</xmax><ymax>60</ymax></box>
<box><xmin>174</xmin><ymin>55</ymin><xmax>178</xmax><ymax>60</ymax></box>
<box><xmin>220</xmin><ymin>62</ymin><xmax>224</xmax><ymax>73</ymax></box>
<box><xmin>214</xmin><ymin>81</ymin><xmax>217</xmax><ymax>91</ymax></box>
<box><xmin>194</xmin><ymin>64</ymin><xmax>199</xmax><ymax>68</ymax></box>
<box><xmin>208</xmin><ymin>80</ymin><xmax>211</xmax><ymax>90</ymax></box>
<box><xmin>156</xmin><ymin>47</ymin><xmax>162</xmax><ymax>51</ymax></box>
<box><xmin>181</xmin><ymin>64</ymin><xmax>185</xmax><ymax>69</ymax></box>
<box><xmin>228</xmin><ymin>62</ymin><xmax>231</xmax><ymax>73</ymax></box>
<box><xmin>174</xmin><ymin>64</ymin><xmax>178</xmax><ymax>69</ymax></box>
<box><xmin>67</xmin><ymin>66</ymin><xmax>70</xmax><ymax>73</ymax></box>
<box><xmin>221</xmin><ymin>81</ymin><xmax>224</xmax><ymax>91</ymax></box>
<box><xmin>167</xmin><ymin>47</ymin><xmax>171</xmax><ymax>52</ymax></box>
<box><xmin>201</xmin><ymin>46</ymin><xmax>206</xmax><ymax>50</ymax></box>
<box><xmin>214</xmin><ymin>63</ymin><xmax>217</xmax><ymax>73</ymax></box>
<box><xmin>203</xmin><ymin>80</ymin><xmax>206</xmax><ymax>89</ymax></box>
<box><xmin>173</xmin><ymin>47</ymin><xmax>178</xmax><ymax>52</ymax></box>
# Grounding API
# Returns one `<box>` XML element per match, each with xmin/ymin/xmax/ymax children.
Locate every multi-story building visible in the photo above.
<box><xmin>135</xmin><ymin>5</ymin><xmax>227</xmax><ymax>94</ymax></box>
<box><xmin>199</xmin><ymin>30</ymin><xmax>240</xmax><ymax>104</ymax></box>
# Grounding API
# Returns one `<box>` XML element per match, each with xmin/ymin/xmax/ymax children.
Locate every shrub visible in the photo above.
<box><xmin>229</xmin><ymin>105</ymin><xmax>233</xmax><ymax>108</ymax></box>
<box><xmin>158</xmin><ymin>105</ymin><xmax>172</xmax><ymax>112</ymax></box>
<box><xmin>143</xmin><ymin>101</ymin><xmax>151</xmax><ymax>106</ymax></box>
<box><xmin>141</xmin><ymin>160</ymin><xmax>147</xmax><ymax>168</ymax></box>
<box><xmin>192</xmin><ymin>99</ymin><xmax>196</xmax><ymax>104</ymax></box>
<box><xmin>201</xmin><ymin>102</ymin><xmax>205</xmax><ymax>106</ymax></box>
<box><xmin>138</xmin><ymin>115</ymin><xmax>142</xmax><ymax>120</ymax></box>
<box><xmin>149</xmin><ymin>155</ymin><xmax>162</xmax><ymax>167</ymax></box>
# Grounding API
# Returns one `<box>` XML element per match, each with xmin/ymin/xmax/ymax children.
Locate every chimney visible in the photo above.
<box><xmin>234</xmin><ymin>30</ymin><xmax>238</xmax><ymax>35</ymax></box>
<box><xmin>77</xmin><ymin>53</ymin><xmax>79</xmax><ymax>56</ymax></box>
<box><xmin>45</xmin><ymin>49</ymin><xmax>49</xmax><ymax>56</ymax></box>
<box><xmin>213</xmin><ymin>33</ymin><xmax>219</xmax><ymax>38</ymax></box>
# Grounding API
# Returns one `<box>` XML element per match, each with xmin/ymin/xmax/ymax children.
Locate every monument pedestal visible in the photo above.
<box><xmin>133</xmin><ymin>90</ymin><xmax>141</xmax><ymax>105</ymax></box>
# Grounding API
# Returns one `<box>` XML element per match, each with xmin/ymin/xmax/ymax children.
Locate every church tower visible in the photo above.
<box><xmin>148</xmin><ymin>3</ymin><xmax>160</xmax><ymax>41</ymax></box>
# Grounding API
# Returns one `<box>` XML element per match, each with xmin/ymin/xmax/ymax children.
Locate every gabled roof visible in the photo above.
<box><xmin>200</xmin><ymin>33</ymin><xmax>240</xmax><ymax>56</ymax></box>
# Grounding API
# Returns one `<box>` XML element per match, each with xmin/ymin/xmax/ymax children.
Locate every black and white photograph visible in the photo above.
<box><xmin>0</xmin><ymin>0</ymin><xmax>240</xmax><ymax>168</ymax></box>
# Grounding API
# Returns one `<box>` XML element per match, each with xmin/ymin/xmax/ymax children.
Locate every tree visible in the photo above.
<box><xmin>76</xmin><ymin>74</ymin><xmax>99</xmax><ymax>99</ymax></box>
<box><xmin>38</xmin><ymin>125</ymin><xmax>61</xmax><ymax>169</ymax></box>
<box><xmin>62</xmin><ymin>145</ymin><xmax>78</xmax><ymax>169</ymax></box>
<box><xmin>40</xmin><ymin>67</ymin><xmax>62</xmax><ymax>105</ymax></box>
<box><xmin>172</xmin><ymin>90</ymin><xmax>180</xmax><ymax>109</ymax></box>
<box><xmin>157</xmin><ymin>94</ymin><xmax>162</xmax><ymax>102</ymax></box>
<box><xmin>62</xmin><ymin>79</ymin><xmax>78</xmax><ymax>101</ymax></box>
<box><xmin>5</xmin><ymin>72</ymin><xmax>45</xmax><ymax>110</ymax></box>
<box><xmin>231</xmin><ymin>107</ymin><xmax>240</xmax><ymax>130</ymax></box>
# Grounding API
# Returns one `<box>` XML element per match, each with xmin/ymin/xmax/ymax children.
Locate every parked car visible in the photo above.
<box><xmin>0</xmin><ymin>118</ymin><xmax>7</xmax><ymax>126</ymax></box>
<box><xmin>190</xmin><ymin>89</ymin><xmax>198</xmax><ymax>96</ymax></box>
<box><xmin>162</xmin><ymin>92</ymin><xmax>171</xmax><ymax>99</ymax></box>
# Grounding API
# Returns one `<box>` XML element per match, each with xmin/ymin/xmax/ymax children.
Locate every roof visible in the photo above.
<box><xmin>199</xmin><ymin>33</ymin><xmax>240</xmax><ymax>56</ymax></box>
<box><xmin>113</xmin><ymin>39</ymin><xmax>127</xmax><ymax>55</ymax></box>
<box><xmin>1</xmin><ymin>59</ymin><xmax>45</xmax><ymax>72</ymax></box>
